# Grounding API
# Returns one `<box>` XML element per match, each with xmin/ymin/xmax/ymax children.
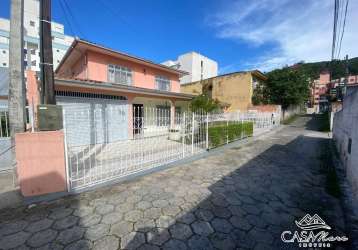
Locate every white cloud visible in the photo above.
<box><xmin>208</xmin><ymin>0</ymin><xmax>358</xmax><ymax>72</ymax></box>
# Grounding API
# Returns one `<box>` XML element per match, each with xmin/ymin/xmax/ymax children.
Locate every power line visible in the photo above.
<box><xmin>60</xmin><ymin>0</ymin><xmax>86</xmax><ymax>39</ymax></box>
<box><xmin>331</xmin><ymin>0</ymin><xmax>338</xmax><ymax>60</ymax></box>
<box><xmin>334</xmin><ymin>0</ymin><xmax>343</xmax><ymax>58</ymax></box>
<box><xmin>58</xmin><ymin>0</ymin><xmax>76</xmax><ymax>37</ymax></box>
<box><xmin>337</xmin><ymin>0</ymin><xmax>349</xmax><ymax>59</ymax></box>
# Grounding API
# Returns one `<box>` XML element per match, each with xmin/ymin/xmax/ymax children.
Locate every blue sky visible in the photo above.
<box><xmin>1</xmin><ymin>0</ymin><xmax>357</xmax><ymax>73</ymax></box>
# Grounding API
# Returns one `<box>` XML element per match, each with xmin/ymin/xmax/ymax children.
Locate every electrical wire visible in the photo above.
<box><xmin>60</xmin><ymin>0</ymin><xmax>86</xmax><ymax>39</ymax></box>
<box><xmin>331</xmin><ymin>0</ymin><xmax>338</xmax><ymax>60</ymax></box>
<box><xmin>57</xmin><ymin>0</ymin><xmax>76</xmax><ymax>38</ymax></box>
<box><xmin>337</xmin><ymin>0</ymin><xmax>349</xmax><ymax>59</ymax></box>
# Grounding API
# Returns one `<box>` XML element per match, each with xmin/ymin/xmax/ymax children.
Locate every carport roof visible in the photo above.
<box><xmin>55</xmin><ymin>78</ymin><xmax>195</xmax><ymax>100</ymax></box>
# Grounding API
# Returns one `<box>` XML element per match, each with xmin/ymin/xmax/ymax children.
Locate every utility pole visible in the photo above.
<box><xmin>8</xmin><ymin>0</ymin><xmax>26</xmax><ymax>168</ymax></box>
<box><xmin>39</xmin><ymin>0</ymin><xmax>56</xmax><ymax>104</ymax></box>
<box><xmin>342</xmin><ymin>54</ymin><xmax>349</xmax><ymax>100</ymax></box>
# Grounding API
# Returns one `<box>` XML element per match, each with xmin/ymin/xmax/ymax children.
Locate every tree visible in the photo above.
<box><xmin>253</xmin><ymin>68</ymin><xmax>310</xmax><ymax>110</ymax></box>
<box><xmin>252</xmin><ymin>81</ymin><xmax>268</xmax><ymax>105</ymax></box>
<box><xmin>265</xmin><ymin>68</ymin><xmax>310</xmax><ymax>109</ymax></box>
<box><xmin>190</xmin><ymin>94</ymin><xmax>220</xmax><ymax>112</ymax></box>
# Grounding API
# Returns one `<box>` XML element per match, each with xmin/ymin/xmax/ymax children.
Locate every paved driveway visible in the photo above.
<box><xmin>0</xmin><ymin>115</ymin><xmax>348</xmax><ymax>249</ymax></box>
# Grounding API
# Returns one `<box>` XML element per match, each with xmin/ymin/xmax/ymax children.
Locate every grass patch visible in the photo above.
<box><xmin>317</xmin><ymin>112</ymin><xmax>331</xmax><ymax>132</ymax></box>
<box><xmin>320</xmin><ymin>144</ymin><xmax>341</xmax><ymax>198</ymax></box>
<box><xmin>282</xmin><ymin>114</ymin><xmax>299</xmax><ymax>125</ymax></box>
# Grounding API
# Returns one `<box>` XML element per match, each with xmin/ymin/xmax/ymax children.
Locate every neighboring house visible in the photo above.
<box><xmin>0</xmin><ymin>0</ymin><xmax>73</xmax><ymax>70</ymax></box>
<box><xmin>162</xmin><ymin>52</ymin><xmax>218</xmax><ymax>84</ymax></box>
<box><xmin>0</xmin><ymin>67</ymin><xmax>38</xmax><ymax>132</ymax></box>
<box><xmin>310</xmin><ymin>71</ymin><xmax>358</xmax><ymax>113</ymax></box>
<box><xmin>52</xmin><ymin>39</ymin><xmax>193</xmax><ymax>145</ymax></box>
<box><xmin>180</xmin><ymin>70</ymin><xmax>267</xmax><ymax>112</ymax></box>
<box><xmin>310</xmin><ymin>70</ymin><xmax>331</xmax><ymax>113</ymax></box>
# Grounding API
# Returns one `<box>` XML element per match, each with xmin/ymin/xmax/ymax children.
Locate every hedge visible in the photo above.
<box><xmin>208</xmin><ymin>121</ymin><xmax>253</xmax><ymax>148</ymax></box>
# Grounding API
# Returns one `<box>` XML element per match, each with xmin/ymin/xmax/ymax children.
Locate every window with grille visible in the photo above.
<box><xmin>155</xmin><ymin>75</ymin><xmax>170</xmax><ymax>91</ymax></box>
<box><xmin>108</xmin><ymin>64</ymin><xmax>132</xmax><ymax>85</ymax></box>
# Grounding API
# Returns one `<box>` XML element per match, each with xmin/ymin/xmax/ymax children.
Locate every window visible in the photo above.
<box><xmin>30</xmin><ymin>49</ymin><xmax>36</xmax><ymax>55</ymax></box>
<box><xmin>24</xmin><ymin>48</ymin><xmax>27</xmax><ymax>54</ymax></box>
<box><xmin>2</xmin><ymin>63</ymin><xmax>6</xmax><ymax>66</ymax></box>
<box><xmin>155</xmin><ymin>75</ymin><xmax>170</xmax><ymax>91</ymax></box>
<box><xmin>56</xmin><ymin>49</ymin><xmax>60</xmax><ymax>53</ymax></box>
<box><xmin>2</xmin><ymin>50</ymin><xmax>6</xmax><ymax>54</ymax></box>
<box><xmin>108</xmin><ymin>64</ymin><xmax>132</xmax><ymax>85</ymax></box>
<box><xmin>30</xmin><ymin>21</ymin><xmax>35</xmax><ymax>27</ymax></box>
<box><xmin>31</xmin><ymin>60</ymin><xmax>36</xmax><ymax>66</ymax></box>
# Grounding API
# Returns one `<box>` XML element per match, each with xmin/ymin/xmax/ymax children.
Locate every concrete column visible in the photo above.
<box><xmin>9</xmin><ymin>0</ymin><xmax>26</xmax><ymax>172</ymax></box>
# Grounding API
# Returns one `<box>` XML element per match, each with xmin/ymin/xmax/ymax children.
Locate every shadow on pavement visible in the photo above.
<box><xmin>124</xmin><ymin>135</ymin><xmax>348</xmax><ymax>250</ymax></box>
<box><xmin>0</xmin><ymin>116</ymin><xmax>350</xmax><ymax>249</ymax></box>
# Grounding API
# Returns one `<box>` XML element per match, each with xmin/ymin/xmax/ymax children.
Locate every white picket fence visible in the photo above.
<box><xmin>63</xmin><ymin>107</ymin><xmax>279</xmax><ymax>191</ymax></box>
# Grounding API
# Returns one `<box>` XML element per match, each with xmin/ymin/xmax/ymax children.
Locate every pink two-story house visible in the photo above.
<box><xmin>54</xmin><ymin>39</ymin><xmax>193</xmax><ymax>145</ymax></box>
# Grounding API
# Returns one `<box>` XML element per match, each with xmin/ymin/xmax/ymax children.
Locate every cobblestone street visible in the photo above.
<box><xmin>0</xmin><ymin>115</ymin><xmax>348</xmax><ymax>249</ymax></box>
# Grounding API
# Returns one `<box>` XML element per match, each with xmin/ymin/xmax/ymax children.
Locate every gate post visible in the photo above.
<box><xmin>182</xmin><ymin>112</ymin><xmax>186</xmax><ymax>158</ymax></box>
<box><xmin>62</xmin><ymin>109</ymin><xmax>70</xmax><ymax>192</ymax></box>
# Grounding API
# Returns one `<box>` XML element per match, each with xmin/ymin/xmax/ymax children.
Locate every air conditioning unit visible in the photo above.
<box><xmin>37</xmin><ymin>104</ymin><xmax>63</xmax><ymax>131</ymax></box>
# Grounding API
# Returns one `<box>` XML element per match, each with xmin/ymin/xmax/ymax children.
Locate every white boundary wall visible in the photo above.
<box><xmin>333</xmin><ymin>87</ymin><xmax>358</xmax><ymax>201</ymax></box>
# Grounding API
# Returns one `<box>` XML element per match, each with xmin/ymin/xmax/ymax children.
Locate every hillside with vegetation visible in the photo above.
<box><xmin>252</xmin><ymin>57</ymin><xmax>358</xmax><ymax>110</ymax></box>
<box><xmin>291</xmin><ymin>57</ymin><xmax>358</xmax><ymax>80</ymax></box>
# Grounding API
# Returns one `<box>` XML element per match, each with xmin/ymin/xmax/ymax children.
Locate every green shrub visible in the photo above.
<box><xmin>208</xmin><ymin>121</ymin><xmax>253</xmax><ymax>148</ymax></box>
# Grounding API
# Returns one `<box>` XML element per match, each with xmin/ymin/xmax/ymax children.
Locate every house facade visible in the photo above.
<box><xmin>53</xmin><ymin>39</ymin><xmax>194</xmax><ymax>145</ymax></box>
<box><xmin>180</xmin><ymin>70</ymin><xmax>267</xmax><ymax>112</ymax></box>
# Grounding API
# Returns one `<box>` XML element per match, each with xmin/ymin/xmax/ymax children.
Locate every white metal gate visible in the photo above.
<box><xmin>62</xmin><ymin>105</ymin><xmax>280</xmax><ymax>192</ymax></box>
<box><xmin>63</xmin><ymin>107</ymin><xmax>207</xmax><ymax>191</ymax></box>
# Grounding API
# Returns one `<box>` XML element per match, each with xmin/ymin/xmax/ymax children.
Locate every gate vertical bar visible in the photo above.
<box><xmin>191</xmin><ymin>112</ymin><xmax>195</xmax><ymax>154</ymax></box>
<box><xmin>62</xmin><ymin>109</ymin><xmax>70</xmax><ymax>192</ymax></box>
<box><xmin>206</xmin><ymin>112</ymin><xmax>209</xmax><ymax>150</ymax></box>
<box><xmin>182</xmin><ymin>112</ymin><xmax>186</xmax><ymax>158</ymax></box>
<box><xmin>226</xmin><ymin>119</ymin><xmax>229</xmax><ymax>144</ymax></box>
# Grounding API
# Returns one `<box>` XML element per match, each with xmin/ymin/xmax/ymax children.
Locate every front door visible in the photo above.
<box><xmin>133</xmin><ymin>104</ymin><xmax>144</xmax><ymax>135</ymax></box>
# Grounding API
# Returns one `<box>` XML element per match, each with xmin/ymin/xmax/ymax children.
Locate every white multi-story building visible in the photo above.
<box><xmin>0</xmin><ymin>0</ymin><xmax>73</xmax><ymax>71</ymax></box>
<box><xmin>162</xmin><ymin>52</ymin><xmax>218</xmax><ymax>84</ymax></box>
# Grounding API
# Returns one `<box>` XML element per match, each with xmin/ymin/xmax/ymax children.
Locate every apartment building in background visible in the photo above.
<box><xmin>162</xmin><ymin>52</ymin><xmax>218</xmax><ymax>84</ymax></box>
<box><xmin>0</xmin><ymin>0</ymin><xmax>73</xmax><ymax>71</ymax></box>
<box><xmin>310</xmin><ymin>70</ymin><xmax>358</xmax><ymax>113</ymax></box>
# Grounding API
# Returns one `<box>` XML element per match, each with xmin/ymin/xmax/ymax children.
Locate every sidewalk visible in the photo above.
<box><xmin>0</xmin><ymin>170</ymin><xmax>22</xmax><ymax>210</ymax></box>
